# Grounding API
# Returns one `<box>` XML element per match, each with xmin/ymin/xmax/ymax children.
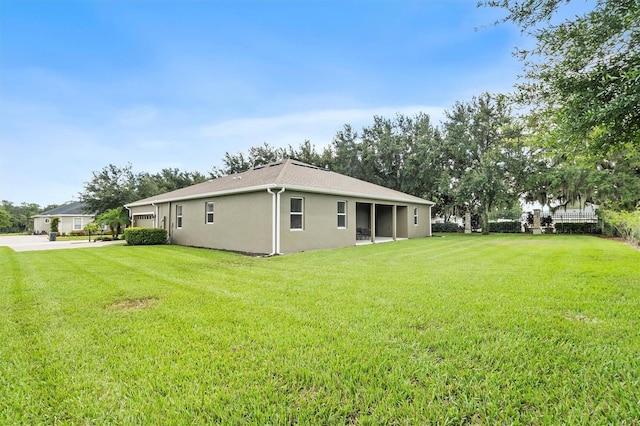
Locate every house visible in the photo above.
<box><xmin>32</xmin><ymin>202</ymin><xmax>96</xmax><ymax>234</ymax></box>
<box><xmin>125</xmin><ymin>159</ymin><xmax>434</xmax><ymax>254</ymax></box>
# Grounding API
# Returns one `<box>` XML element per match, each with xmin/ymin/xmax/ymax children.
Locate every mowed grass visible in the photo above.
<box><xmin>1</xmin><ymin>235</ymin><xmax>639</xmax><ymax>424</ymax></box>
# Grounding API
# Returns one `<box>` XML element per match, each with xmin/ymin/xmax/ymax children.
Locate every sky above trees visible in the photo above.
<box><xmin>0</xmin><ymin>0</ymin><xmax>592</xmax><ymax>205</ymax></box>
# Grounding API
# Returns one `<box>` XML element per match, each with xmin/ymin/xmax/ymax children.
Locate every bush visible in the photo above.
<box><xmin>70</xmin><ymin>230</ymin><xmax>87</xmax><ymax>236</ymax></box>
<box><xmin>488</xmin><ymin>221</ymin><xmax>522</xmax><ymax>233</ymax></box>
<box><xmin>432</xmin><ymin>222</ymin><xmax>462</xmax><ymax>233</ymax></box>
<box><xmin>50</xmin><ymin>217</ymin><xmax>60</xmax><ymax>233</ymax></box>
<box><xmin>124</xmin><ymin>227</ymin><xmax>168</xmax><ymax>245</ymax></box>
<box><xmin>600</xmin><ymin>208</ymin><xmax>640</xmax><ymax>246</ymax></box>
<box><xmin>554</xmin><ymin>222</ymin><xmax>601</xmax><ymax>234</ymax></box>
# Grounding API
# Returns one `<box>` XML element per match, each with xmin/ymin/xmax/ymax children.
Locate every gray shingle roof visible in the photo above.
<box><xmin>33</xmin><ymin>201</ymin><xmax>94</xmax><ymax>217</ymax></box>
<box><xmin>126</xmin><ymin>159</ymin><xmax>434</xmax><ymax>207</ymax></box>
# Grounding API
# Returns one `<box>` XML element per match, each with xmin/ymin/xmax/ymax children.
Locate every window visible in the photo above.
<box><xmin>205</xmin><ymin>202</ymin><xmax>214</xmax><ymax>224</ymax></box>
<box><xmin>176</xmin><ymin>205</ymin><xmax>183</xmax><ymax>229</ymax></box>
<box><xmin>337</xmin><ymin>201</ymin><xmax>347</xmax><ymax>228</ymax></box>
<box><xmin>73</xmin><ymin>217</ymin><xmax>82</xmax><ymax>230</ymax></box>
<box><xmin>290</xmin><ymin>197</ymin><xmax>304</xmax><ymax>230</ymax></box>
<box><xmin>413</xmin><ymin>207</ymin><xmax>419</xmax><ymax>226</ymax></box>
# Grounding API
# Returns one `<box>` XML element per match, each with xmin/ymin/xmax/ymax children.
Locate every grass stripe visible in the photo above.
<box><xmin>1</xmin><ymin>235</ymin><xmax>639</xmax><ymax>424</ymax></box>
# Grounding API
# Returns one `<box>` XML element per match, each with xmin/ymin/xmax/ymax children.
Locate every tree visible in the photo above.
<box><xmin>137</xmin><ymin>168</ymin><xmax>208</xmax><ymax>199</ymax></box>
<box><xmin>329</xmin><ymin>113</ymin><xmax>447</xmax><ymax>205</ymax></box>
<box><xmin>442</xmin><ymin>93</ymin><xmax>527</xmax><ymax>234</ymax></box>
<box><xmin>522</xmin><ymin>150</ymin><xmax>640</xmax><ymax>211</ymax></box>
<box><xmin>50</xmin><ymin>217</ymin><xmax>60</xmax><ymax>233</ymax></box>
<box><xmin>0</xmin><ymin>201</ymin><xmax>40</xmax><ymax>233</ymax></box>
<box><xmin>81</xmin><ymin>164</ymin><xmax>209</xmax><ymax>213</ymax></box>
<box><xmin>0</xmin><ymin>208</ymin><xmax>11</xmax><ymax>230</ymax></box>
<box><xmin>83</xmin><ymin>222</ymin><xmax>102</xmax><ymax>242</ymax></box>
<box><xmin>79</xmin><ymin>164</ymin><xmax>137</xmax><ymax>215</ymax></box>
<box><xmin>481</xmin><ymin>0</ymin><xmax>640</xmax><ymax>157</ymax></box>
<box><xmin>330</xmin><ymin>124</ymin><xmax>363</xmax><ymax>179</ymax></box>
<box><xmin>287</xmin><ymin>140</ymin><xmax>332</xmax><ymax>168</ymax></box>
<box><xmin>96</xmin><ymin>207</ymin><xmax>130</xmax><ymax>239</ymax></box>
<box><xmin>213</xmin><ymin>142</ymin><xmax>287</xmax><ymax>176</ymax></box>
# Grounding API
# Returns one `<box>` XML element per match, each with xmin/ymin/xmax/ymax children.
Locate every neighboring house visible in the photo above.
<box><xmin>522</xmin><ymin>201</ymin><xmax>599</xmax><ymax>223</ymax></box>
<box><xmin>125</xmin><ymin>159</ymin><xmax>434</xmax><ymax>254</ymax></box>
<box><xmin>32</xmin><ymin>202</ymin><xmax>96</xmax><ymax>234</ymax></box>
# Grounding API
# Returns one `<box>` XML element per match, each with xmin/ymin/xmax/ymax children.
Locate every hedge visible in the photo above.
<box><xmin>554</xmin><ymin>222</ymin><xmax>600</xmax><ymax>234</ymax></box>
<box><xmin>432</xmin><ymin>222</ymin><xmax>462</xmax><ymax>233</ymax></box>
<box><xmin>124</xmin><ymin>227</ymin><xmax>168</xmax><ymax>245</ymax></box>
<box><xmin>488</xmin><ymin>221</ymin><xmax>522</xmax><ymax>233</ymax></box>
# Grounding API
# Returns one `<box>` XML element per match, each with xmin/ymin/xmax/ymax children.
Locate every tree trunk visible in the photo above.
<box><xmin>482</xmin><ymin>207</ymin><xmax>490</xmax><ymax>235</ymax></box>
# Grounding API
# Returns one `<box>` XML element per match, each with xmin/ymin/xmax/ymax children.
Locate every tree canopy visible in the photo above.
<box><xmin>481</xmin><ymin>0</ymin><xmax>640</xmax><ymax>157</ymax></box>
<box><xmin>79</xmin><ymin>164</ymin><xmax>208</xmax><ymax>214</ymax></box>
<box><xmin>441</xmin><ymin>93</ymin><xmax>528</xmax><ymax>233</ymax></box>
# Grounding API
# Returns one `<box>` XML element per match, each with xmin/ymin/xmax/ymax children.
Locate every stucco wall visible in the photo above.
<box><xmin>166</xmin><ymin>192</ymin><xmax>272</xmax><ymax>254</ymax></box>
<box><xmin>33</xmin><ymin>216</ymin><xmax>95</xmax><ymax>234</ymax></box>
<box><xmin>129</xmin><ymin>191</ymin><xmax>432</xmax><ymax>254</ymax></box>
<box><xmin>407</xmin><ymin>204</ymin><xmax>432</xmax><ymax>238</ymax></box>
<box><xmin>279</xmin><ymin>191</ymin><xmax>356</xmax><ymax>253</ymax></box>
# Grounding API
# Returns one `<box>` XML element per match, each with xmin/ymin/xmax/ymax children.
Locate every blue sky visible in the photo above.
<box><xmin>1</xmin><ymin>0</ymin><xmax>531</xmax><ymax>206</ymax></box>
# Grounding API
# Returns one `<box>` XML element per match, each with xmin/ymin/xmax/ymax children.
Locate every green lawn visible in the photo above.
<box><xmin>1</xmin><ymin>235</ymin><xmax>639</xmax><ymax>424</ymax></box>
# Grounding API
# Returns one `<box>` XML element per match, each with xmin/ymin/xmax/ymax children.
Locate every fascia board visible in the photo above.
<box><xmin>280</xmin><ymin>184</ymin><xmax>436</xmax><ymax>205</ymax></box>
<box><xmin>125</xmin><ymin>183</ymin><xmax>435</xmax><ymax>207</ymax></box>
<box><xmin>124</xmin><ymin>184</ymin><xmax>278</xmax><ymax>207</ymax></box>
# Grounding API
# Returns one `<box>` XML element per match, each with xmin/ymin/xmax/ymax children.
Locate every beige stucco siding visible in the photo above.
<box><xmin>33</xmin><ymin>215</ymin><xmax>95</xmax><ymax>234</ymax></box>
<box><xmin>279</xmin><ymin>192</ymin><xmax>356</xmax><ymax>253</ymax></box>
<box><xmin>169</xmin><ymin>191</ymin><xmax>272</xmax><ymax>254</ymax></box>
<box><xmin>128</xmin><ymin>190</ymin><xmax>431</xmax><ymax>254</ymax></box>
<box><xmin>279</xmin><ymin>193</ymin><xmax>432</xmax><ymax>253</ymax></box>
<box><xmin>407</xmin><ymin>204</ymin><xmax>432</xmax><ymax>238</ymax></box>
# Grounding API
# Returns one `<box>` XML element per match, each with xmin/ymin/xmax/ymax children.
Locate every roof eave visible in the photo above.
<box><xmin>125</xmin><ymin>183</ymin><xmax>434</xmax><ymax>207</ymax></box>
<box><xmin>124</xmin><ymin>184</ymin><xmax>278</xmax><ymax>207</ymax></box>
<box><xmin>279</xmin><ymin>184</ymin><xmax>435</xmax><ymax>205</ymax></box>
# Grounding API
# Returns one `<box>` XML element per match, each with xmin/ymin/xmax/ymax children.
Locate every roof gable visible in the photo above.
<box><xmin>126</xmin><ymin>160</ymin><xmax>434</xmax><ymax>206</ymax></box>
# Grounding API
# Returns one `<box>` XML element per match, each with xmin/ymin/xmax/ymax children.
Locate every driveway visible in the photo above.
<box><xmin>0</xmin><ymin>235</ymin><xmax>126</xmax><ymax>252</ymax></box>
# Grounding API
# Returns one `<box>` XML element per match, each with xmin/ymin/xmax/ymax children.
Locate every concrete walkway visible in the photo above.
<box><xmin>0</xmin><ymin>235</ymin><xmax>126</xmax><ymax>252</ymax></box>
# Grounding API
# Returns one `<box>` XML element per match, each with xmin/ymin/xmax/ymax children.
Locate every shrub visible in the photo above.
<box><xmin>600</xmin><ymin>208</ymin><xmax>640</xmax><ymax>246</ymax></box>
<box><xmin>554</xmin><ymin>222</ymin><xmax>601</xmax><ymax>234</ymax></box>
<box><xmin>488</xmin><ymin>221</ymin><xmax>522</xmax><ymax>233</ymax></box>
<box><xmin>432</xmin><ymin>222</ymin><xmax>462</xmax><ymax>233</ymax></box>
<box><xmin>70</xmin><ymin>230</ymin><xmax>87</xmax><ymax>236</ymax></box>
<box><xmin>50</xmin><ymin>217</ymin><xmax>60</xmax><ymax>233</ymax></box>
<box><xmin>124</xmin><ymin>227</ymin><xmax>168</xmax><ymax>245</ymax></box>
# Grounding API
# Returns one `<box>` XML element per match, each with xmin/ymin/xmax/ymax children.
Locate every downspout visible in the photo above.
<box><xmin>266</xmin><ymin>187</ymin><xmax>286</xmax><ymax>256</ymax></box>
<box><xmin>275</xmin><ymin>187</ymin><xmax>285</xmax><ymax>254</ymax></box>
<box><xmin>168</xmin><ymin>201</ymin><xmax>172</xmax><ymax>244</ymax></box>
<box><xmin>266</xmin><ymin>188</ymin><xmax>277</xmax><ymax>256</ymax></box>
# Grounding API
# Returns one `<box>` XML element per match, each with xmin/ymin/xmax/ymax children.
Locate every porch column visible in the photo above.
<box><xmin>392</xmin><ymin>205</ymin><xmax>397</xmax><ymax>240</ymax></box>
<box><xmin>533</xmin><ymin>209</ymin><xmax>542</xmax><ymax>235</ymax></box>
<box><xmin>465</xmin><ymin>211</ymin><xmax>472</xmax><ymax>234</ymax></box>
<box><xmin>371</xmin><ymin>203</ymin><xmax>376</xmax><ymax>243</ymax></box>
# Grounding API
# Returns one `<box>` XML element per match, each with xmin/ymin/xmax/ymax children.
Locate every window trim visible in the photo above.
<box><xmin>205</xmin><ymin>201</ymin><xmax>214</xmax><ymax>224</ymax></box>
<box><xmin>176</xmin><ymin>205</ymin><xmax>183</xmax><ymax>229</ymax></box>
<box><xmin>290</xmin><ymin>197</ymin><xmax>304</xmax><ymax>231</ymax></box>
<box><xmin>413</xmin><ymin>206</ymin><xmax>419</xmax><ymax>226</ymax></box>
<box><xmin>337</xmin><ymin>200</ymin><xmax>347</xmax><ymax>229</ymax></box>
<box><xmin>73</xmin><ymin>217</ymin><xmax>82</xmax><ymax>230</ymax></box>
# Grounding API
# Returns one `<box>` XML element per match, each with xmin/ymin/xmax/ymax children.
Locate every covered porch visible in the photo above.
<box><xmin>355</xmin><ymin>202</ymin><xmax>409</xmax><ymax>245</ymax></box>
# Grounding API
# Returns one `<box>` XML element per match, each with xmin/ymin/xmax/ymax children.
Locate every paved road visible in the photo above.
<box><xmin>0</xmin><ymin>235</ymin><xmax>126</xmax><ymax>252</ymax></box>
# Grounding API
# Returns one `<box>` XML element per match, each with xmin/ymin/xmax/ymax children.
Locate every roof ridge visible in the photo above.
<box><xmin>273</xmin><ymin>158</ymin><xmax>292</xmax><ymax>184</ymax></box>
